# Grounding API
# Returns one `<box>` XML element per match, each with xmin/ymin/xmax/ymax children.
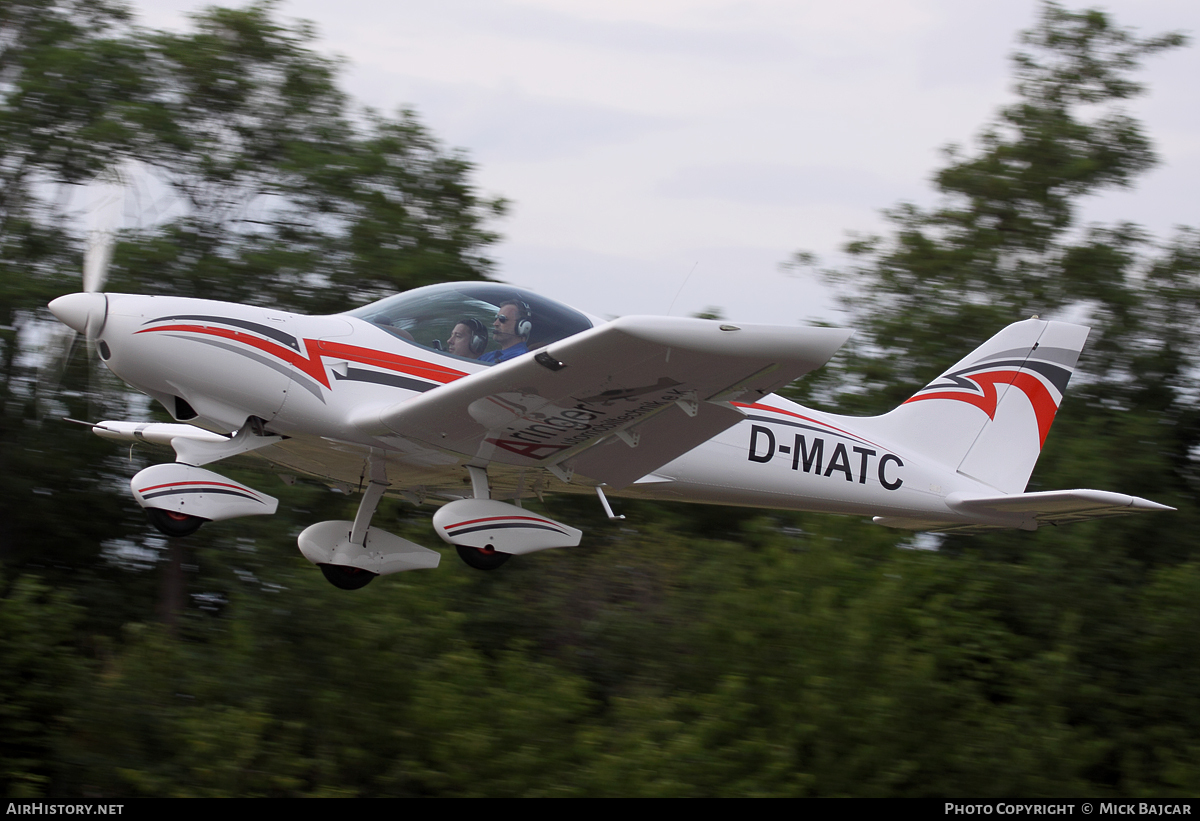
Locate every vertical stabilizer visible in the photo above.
<box><xmin>862</xmin><ymin>319</ymin><xmax>1089</xmax><ymax>494</ymax></box>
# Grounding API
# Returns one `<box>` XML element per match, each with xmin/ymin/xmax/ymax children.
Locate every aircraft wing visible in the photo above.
<box><xmin>875</xmin><ymin>489</ymin><xmax>1175</xmax><ymax>534</ymax></box>
<box><xmin>352</xmin><ymin>316</ymin><xmax>852</xmax><ymax>488</ymax></box>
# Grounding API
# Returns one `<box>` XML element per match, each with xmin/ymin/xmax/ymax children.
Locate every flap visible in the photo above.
<box><xmin>351</xmin><ymin>316</ymin><xmax>851</xmax><ymax>487</ymax></box>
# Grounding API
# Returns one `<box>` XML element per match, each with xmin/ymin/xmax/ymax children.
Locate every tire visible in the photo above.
<box><xmin>455</xmin><ymin>544</ymin><xmax>511</xmax><ymax>571</ymax></box>
<box><xmin>319</xmin><ymin>563</ymin><xmax>377</xmax><ymax>590</ymax></box>
<box><xmin>146</xmin><ymin>507</ymin><xmax>206</xmax><ymax>538</ymax></box>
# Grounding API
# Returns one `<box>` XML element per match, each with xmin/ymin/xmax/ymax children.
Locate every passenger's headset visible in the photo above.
<box><xmin>463</xmin><ymin>317</ymin><xmax>488</xmax><ymax>355</ymax></box>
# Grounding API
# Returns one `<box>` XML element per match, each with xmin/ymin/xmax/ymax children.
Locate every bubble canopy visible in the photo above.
<box><xmin>344</xmin><ymin>282</ymin><xmax>595</xmax><ymax>363</ymax></box>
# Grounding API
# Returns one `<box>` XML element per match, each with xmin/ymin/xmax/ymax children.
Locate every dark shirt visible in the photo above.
<box><xmin>480</xmin><ymin>341</ymin><xmax>528</xmax><ymax>364</ymax></box>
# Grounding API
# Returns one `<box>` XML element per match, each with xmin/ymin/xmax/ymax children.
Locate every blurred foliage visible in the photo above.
<box><xmin>2</xmin><ymin>0</ymin><xmax>1199</xmax><ymax>798</ymax></box>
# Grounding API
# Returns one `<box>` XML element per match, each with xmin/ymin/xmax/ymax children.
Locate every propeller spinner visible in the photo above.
<box><xmin>48</xmin><ymin>292</ymin><xmax>108</xmax><ymax>338</ymax></box>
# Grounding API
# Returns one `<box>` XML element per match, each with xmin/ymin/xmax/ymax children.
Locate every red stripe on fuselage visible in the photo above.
<box><xmin>733</xmin><ymin>401</ymin><xmax>883</xmax><ymax>448</ymax></box>
<box><xmin>137</xmin><ymin>325</ymin><xmax>468</xmax><ymax>391</ymax></box>
<box><xmin>317</xmin><ymin>340</ymin><xmax>465</xmax><ymax>384</ymax></box>
<box><xmin>139</xmin><ymin>324</ymin><xmax>332</xmax><ymax>387</ymax></box>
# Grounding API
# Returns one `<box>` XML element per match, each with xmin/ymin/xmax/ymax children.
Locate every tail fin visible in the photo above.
<box><xmin>864</xmin><ymin>319</ymin><xmax>1089</xmax><ymax>494</ymax></box>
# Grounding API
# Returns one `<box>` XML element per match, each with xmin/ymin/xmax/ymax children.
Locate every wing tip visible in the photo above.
<box><xmin>1129</xmin><ymin>497</ymin><xmax>1175</xmax><ymax>512</ymax></box>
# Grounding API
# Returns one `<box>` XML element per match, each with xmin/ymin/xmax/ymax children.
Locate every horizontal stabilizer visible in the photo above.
<box><xmin>874</xmin><ymin>489</ymin><xmax>1174</xmax><ymax>534</ymax></box>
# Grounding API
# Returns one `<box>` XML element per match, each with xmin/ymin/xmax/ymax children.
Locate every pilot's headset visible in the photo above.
<box><xmin>463</xmin><ymin>317</ymin><xmax>488</xmax><ymax>355</ymax></box>
<box><xmin>513</xmin><ymin>300</ymin><xmax>533</xmax><ymax>339</ymax></box>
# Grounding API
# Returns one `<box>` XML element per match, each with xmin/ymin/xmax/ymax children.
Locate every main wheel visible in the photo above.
<box><xmin>319</xmin><ymin>563</ymin><xmax>377</xmax><ymax>590</ymax></box>
<box><xmin>456</xmin><ymin>544</ymin><xmax>511</xmax><ymax>571</ymax></box>
<box><xmin>146</xmin><ymin>507</ymin><xmax>206</xmax><ymax>538</ymax></box>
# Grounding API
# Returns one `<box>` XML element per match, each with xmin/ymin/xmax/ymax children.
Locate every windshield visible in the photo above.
<box><xmin>344</xmin><ymin>282</ymin><xmax>594</xmax><ymax>364</ymax></box>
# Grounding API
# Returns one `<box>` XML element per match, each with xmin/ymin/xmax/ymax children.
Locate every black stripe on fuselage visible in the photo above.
<box><xmin>332</xmin><ymin>368</ymin><xmax>437</xmax><ymax>393</ymax></box>
<box><xmin>144</xmin><ymin>314</ymin><xmax>301</xmax><ymax>352</ymax></box>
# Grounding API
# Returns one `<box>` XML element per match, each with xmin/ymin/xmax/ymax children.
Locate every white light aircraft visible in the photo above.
<box><xmin>48</xmin><ymin>281</ymin><xmax>1172</xmax><ymax>589</ymax></box>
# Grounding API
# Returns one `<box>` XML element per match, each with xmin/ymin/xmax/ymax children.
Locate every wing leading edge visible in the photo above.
<box><xmin>351</xmin><ymin>316</ymin><xmax>853</xmax><ymax>488</ymax></box>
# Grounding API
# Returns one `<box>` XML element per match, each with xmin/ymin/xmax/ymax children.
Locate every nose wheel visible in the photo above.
<box><xmin>146</xmin><ymin>508</ymin><xmax>206</xmax><ymax>538</ymax></box>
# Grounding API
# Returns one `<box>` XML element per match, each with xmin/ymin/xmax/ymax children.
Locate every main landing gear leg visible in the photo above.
<box><xmin>318</xmin><ymin>473</ymin><xmax>385</xmax><ymax>589</ymax></box>
<box><xmin>298</xmin><ymin>452</ymin><xmax>440</xmax><ymax>589</ymax></box>
<box><xmin>318</xmin><ymin>454</ymin><xmax>390</xmax><ymax>589</ymax></box>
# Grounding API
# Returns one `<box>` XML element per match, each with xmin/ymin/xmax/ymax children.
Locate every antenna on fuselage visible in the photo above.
<box><xmin>666</xmin><ymin>261</ymin><xmax>699</xmax><ymax>317</ymax></box>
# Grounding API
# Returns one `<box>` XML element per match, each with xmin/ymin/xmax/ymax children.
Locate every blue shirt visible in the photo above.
<box><xmin>480</xmin><ymin>341</ymin><xmax>528</xmax><ymax>364</ymax></box>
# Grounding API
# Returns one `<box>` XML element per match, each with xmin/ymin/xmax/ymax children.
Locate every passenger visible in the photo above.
<box><xmin>446</xmin><ymin>318</ymin><xmax>487</xmax><ymax>359</ymax></box>
<box><xmin>479</xmin><ymin>300</ymin><xmax>531</xmax><ymax>364</ymax></box>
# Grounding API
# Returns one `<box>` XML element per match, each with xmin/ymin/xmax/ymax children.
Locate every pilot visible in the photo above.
<box><xmin>479</xmin><ymin>300</ymin><xmax>530</xmax><ymax>364</ymax></box>
<box><xmin>446</xmin><ymin>318</ymin><xmax>487</xmax><ymax>359</ymax></box>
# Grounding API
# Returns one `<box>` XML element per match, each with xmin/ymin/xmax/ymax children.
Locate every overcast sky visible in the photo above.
<box><xmin>127</xmin><ymin>0</ymin><xmax>1200</xmax><ymax>325</ymax></box>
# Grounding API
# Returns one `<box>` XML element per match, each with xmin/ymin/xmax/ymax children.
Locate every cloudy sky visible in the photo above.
<box><xmin>128</xmin><ymin>0</ymin><xmax>1199</xmax><ymax>325</ymax></box>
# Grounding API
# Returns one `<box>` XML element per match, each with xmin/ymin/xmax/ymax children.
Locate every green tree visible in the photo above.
<box><xmin>0</xmin><ymin>576</ymin><xmax>88</xmax><ymax>797</ymax></box>
<box><xmin>0</xmin><ymin>0</ymin><xmax>157</xmax><ymax>607</ymax></box>
<box><xmin>0</xmin><ymin>1</ymin><xmax>506</xmax><ymax>608</ymax></box>
<box><xmin>103</xmin><ymin>3</ymin><xmax>506</xmax><ymax>314</ymax></box>
<box><xmin>827</xmin><ymin>2</ymin><xmax>1186</xmax><ymax>410</ymax></box>
<box><xmin>803</xmin><ymin>1</ymin><xmax>1200</xmax><ymax>796</ymax></box>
